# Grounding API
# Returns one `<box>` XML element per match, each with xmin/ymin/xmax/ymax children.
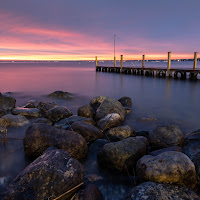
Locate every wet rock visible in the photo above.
<box><xmin>24</xmin><ymin>100</ymin><xmax>36</xmax><ymax>108</ymax></box>
<box><xmin>78</xmin><ymin>104</ymin><xmax>94</xmax><ymax>118</ymax></box>
<box><xmin>24</xmin><ymin>123</ymin><xmax>88</xmax><ymax>160</ymax></box>
<box><xmin>118</xmin><ymin>96</ymin><xmax>132</xmax><ymax>107</ymax></box>
<box><xmin>149</xmin><ymin>146</ymin><xmax>182</xmax><ymax>156</ymax></box>
<box><xmin>0</xmin><ymin>114</ymin><xmax>29</xmax><ymax>127</ymax></box>
<box><xmin>54</xmin><ymin>115</ymin><xmax>95</xmax><ymax>129</ymax></box>
<box><xmin>44</xmin><ymin>106</ymin><xmax>73</xmax><ymax>122</ymax></box>
<box><xmin>2</xmin><ymin>149</ymin><xmax>84</xmax><ymax>200</ymax></box>
<box><xmin>135</xmin><ymin>131</ymin><xmax>149</xmax><ymax>139</ymax></box>
<box><xmin>34</xmin><ymin>118</ymin><xmax>52</xmax><ymax>125</ymax></box>
<box><xmin>183</xmin><ymin>130</ymin><xmax>200</xmax><ymax>185</ymax></box>
<box><xmin>74</xmin><ymin>183</ymin><xmax>103</xmax><ymax>200</ymax></box>
<box><xmin>136</xmin><ymin>151</ymin><xmax>197</xmax><ymax>188</ymax></box>
<box><xmin>90</xmin><ymin>96</ymin><xmax>107</xmax><ymax>112</ymax></box>
<box><xmin>124</xmin><ymin>181</ymin><xmax>200</xmax><ymax>200</ymax></box>
<box><xmin>96</xmin><ymin>113</ymin><xmax>122</xmax><ymax>131</ymax></box>
<box><xmin>124</xmin><ymin>107</ymin><xmax>131</xmax><ymax>114</ymax></box>
<box><xmin>49</xmin><ymin>90</ymin><xmax>72</xmax><ymax>99</ymax></box>
<box><xmin>149</xmin><ymin>125</ymin><xmax>184</xmax><ymax>149</ymax></box>
<box><xmin>106</xmin><ymin>125</ymin><xmax>134</xmax><ymax>142</ymax></box>
<box><xmin>0</xmin><ymin>95</ymin><xmax>16</xmax><ymax>111</ymax></box>
<box><xmin>85</xmin><ymin>174</ymin><xmax>103</xmax><ymax>183</ymax></box>
<box><xmin>0</xmin><ymin>108</ymin><xmax>6</xmax><ymax>118</ymax></box>
<box><xmin>37</xmin><ymin>101</ymin><xmax>57</xmax><ymax>114</ymax></box>
<box><xmin>70</xmin><ymin>121</ymin><xmax>103</xmax><ymax>143</ymax></box>
<box><xmin>97</xmin><ymin>136</ymin><xmax>148</xmax><ymax>172</ymax></box>
<box><xmin>11</xmin><ymin>107</ymin><xmax>41</xmax><ymax>118</ymax></box>
<box><xmin>94</xmin><ymin>97</ymin><xmax>126</xmax><ymax>121</ymax></box>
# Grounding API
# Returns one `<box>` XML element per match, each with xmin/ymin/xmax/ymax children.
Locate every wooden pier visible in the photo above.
<box><xmin>95</xmin><ymin>52</ymin><xmax>200</xmax><ymax>80</ymax></box>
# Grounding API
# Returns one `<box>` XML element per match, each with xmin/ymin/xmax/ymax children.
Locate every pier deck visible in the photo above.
<box><xmin>96</xmin><ymin>66</ymin><xmax>200</xmax><ymax>80</ymax></box>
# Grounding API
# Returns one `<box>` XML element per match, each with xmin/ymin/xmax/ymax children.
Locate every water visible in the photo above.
<box><xmin>0</xmin><ymin>61</ymin><xmax>200</xmax><ymax>199</ymax></box>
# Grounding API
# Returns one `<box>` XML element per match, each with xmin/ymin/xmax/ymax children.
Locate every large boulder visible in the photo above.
<box><xmin>48</xmin><ymin>90</ymin><xmax>72</xmax><ymax>99</ymax></box>
<box><xmin>149</xmin><ymin>125</ymin><xmax>184</xmax><ymax>149</ymax></box>
<box><xmin>2</xmin><ymin>149</ymin><xmax>84</xmax><ymax>200</ymax></box>
<box><xmin>93</xmin><ymin>97</ymin><xmax>126</xmax><ymax>121</ymax></box>
<box><xmin>0</xmin><ymin>114</ymin><xmax>29</xmax><ymax>127</ymax></box>
<box><xmin>44</xmin><ymin>106</ymin><xmax>73</xmax><ymax>122</ymax></box>
<box><xmin>78</xmin><ymin>104</ymin><xmax>94</xmax><ymax>118</ymax></box>
<box><xmin>70</xmin><ymin>121</ymin><xmax>103</xmax><ymax>143</ymax></box>
<box><xmin>34</xmin><ymin>118</ymin><xmax>52</xmax><ymax>125</ymax></box>
<box><xmin>97</xmin><ymin>136</ymin><xmax>148</xmax><ymax>172</ymax></box>
<box><xmin>74</xmin><ymin>183</ymin><xmax>103</xmax><ymax>200</ymax></box>
<box><xmin>37</xmin><ymin>101</ymin><xmax>57</xmax><ymax>114</ymax></box>
<box><xmin>106</xmin><ymin>125</ymin><xmax>134</xmax><ymax>142</ymax></box>
<box><xmin>183</xmin><ymin>129</ymin><xmax>200</xmax><ymax>185</ymax></box>
<box><xmin>11</xmin><ymin>107</ymin><xmax>41</xmax><ymax>118</ymax></box>
<box><xmin>24</xmin><ymin>123</ymin><xmax>88</xmax><ymax>160</ymax></box>
<box><xmin>54</xmin><ymin>115</ymin><xmax>94</xmax><ymax>130</ymax></box>
<box><xmin>118</xmin><ymin>96</ymin><xmax>132</xmax><ymax>107</ymax></box>
<box><xmin>24</xmin><ymin>100</ymin><xmax>36</xmax><ymax>108</ymax></box>
<box><xmin>136</xmin><ymin>151</ymin><xmax>197</xmax><ymax>188</ymax></box>
<box><xmin>0</xmin><ymin>108</ymin><xmax>6</xmax><ymax>118</ymax></box>
<box><xmin>96</xmin><ymin>113</ymin><xmax>122</xmax><ymax>131</ymax></box>
<box><xmin>0</xmin><ymin>95</ymin><xmax>16</xmax><ymax>111</ymax></box>
<box><xmin>124</xmin><ymin>181</ymin><xmax>200</xmax><ymax>200</ymax></box>
<box><xmin>90</xmin><ymin>96</ymin><xmax>107</xmax><ymax>112</ymax></box>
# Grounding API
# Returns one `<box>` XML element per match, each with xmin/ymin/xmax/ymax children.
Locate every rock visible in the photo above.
<box><xmin>135</xmin><ymin>131</ymin><xmax>149</xmax><ymax>139</ymax></box>
<box><xmin>11</xmin><ymin>107</ymin><xmax>41</xmax><ymax>118</ymax></box>
<box><xmin>140</xmin><ymin>117</ymin><xmax>157</xmax><ymax>121</ymax></box>
<box><xmin>34</xmin><ymin>118</ymin><xmax>52</xmax><ymax>125</ymax></box>
<box><xmin>136</xmin><ymin>151</ymin><xmax>197</xmax><ymax>188</ymax></box>
<box><xmin>118</xmin><ymin>96</ymin><xmax>132</xmax><ymax>107</ymax></box>
<box><xmin>97</xmin><ymin>136</ymin><xmax>148</xmax><ymax>172</ymax></box>
<box><xmin>124</xmin><ymin>181</ymin><xmax>200</xmax><ymax>200</ymax></box>
<box><xmin>37</xmin><ymin>101</ymin><xmax>57</xmax><ymax>114</ymax></box>
<box><xmin>149</xmin><ymin>125</ymin><xmax>184</xmax><ymax>149</ymax></box>
<box><xmin>96</xmin><ymin>113</ymin><xmax>122</xmax><ymax>131</ymax></box>
<box><xmin>49</xmin><ymin>90</ymin><xmax>72</xmax><ymax>99</ymax></box>
<box><xmin>0</xmin><ymin>108</ymin><xmax>6</xmax><ymax>118</ymax></box>
<box><xmin>24</xmin><ymin>101</ymin><xmax>36</xmax><ymax>108</ymax></box>
<box><xmin>90</xmin><ymin>96</ymin><xmax>107</xmax><ymax>112</ymax></box>
<box><xmin>44</xmin><ymin>106</ymin><xmax>73</xmax><ymax>122</ymax></box>
<box><xmin>149</xmin><ymin>146</ymin><xmax>182</xmax><ymax>156</ymax></box>
<box><xmin>0</xmin><ymin>114</ymin><xmax>29</xmax><ymax>127</ymax></box>
<box><xmin>183</xmin><ymin>130</ymin><xmax>200</xmax><ymax>185</ymax></box>
<box><xmin>74</xmin><ymin>183</ymin><xmax>103</xmax><ymax>200</ymax></box>
<box><xmin>106</xmin><ymin>125</ymin><xmax>134</xmax><ymax>142</ymax></box>
<box><xmin>78</xmin><ymin>104</ymin><xmax>94</xmax><ymax>118</ymax></box>
<box><xmin>94</xmin><ymin>97</ymin><xmax>126</xmax><ymax>121</ymax></box>
<box><xmin>85</xmin><ymin>174</ymin><xmax>103</xmax><ymax>183</ymax></box>
<box><xmin>124</xmin><ymin>107</ymin><xmax>131</xmax><ymax>114</ymax></box>
<box><xmin>54</xmin><ymin>115</ymin><xmax>94</xmax><ymax>130</ymax></box>
<box><xmin>0</xmin><ymin>95</ymin><xmax>16</xmax><ymax>111</ymax></box>
<box><xmin>70</xmin><ymin>121</ymin><xmax>103</xmax><ymax>143</ymax></box>
<box><xmin>2</xmin><ymin>149</ymin><xmax>84</xmax><ymax>200</ymax></box>
<box><xmin>24</xmin><ymin>123</ymin><xmax>88</xmax><ymax>160</ymax></box>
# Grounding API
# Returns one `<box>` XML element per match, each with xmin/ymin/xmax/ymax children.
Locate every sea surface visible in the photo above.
<box><xmin>0</xmin><ymin>60</ymin><xmax>200</xmax><ymax>199</ymax></box>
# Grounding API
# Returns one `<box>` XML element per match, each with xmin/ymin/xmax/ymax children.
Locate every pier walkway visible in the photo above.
<box><xmin>95</xmin><ymin>52</ymin><xmax>200</xmax><ymax>80</ymax></box>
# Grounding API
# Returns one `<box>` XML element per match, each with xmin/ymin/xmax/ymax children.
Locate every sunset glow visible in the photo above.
<box><xmin>0</xmin><ymin>1</ymin><xmax>199</xmax><ymax>61</ymax></box>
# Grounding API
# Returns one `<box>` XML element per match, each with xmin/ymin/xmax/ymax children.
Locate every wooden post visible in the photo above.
<box><xmin>167</xmin><ymin>52</ymin><xmax>171</xmax><ymax>76</ymax></box>
<box><xmin>121</xmin><ymin>55</ymin><xmax>123</xmax><ymax>69</ymax></box>
<box><xmin>114</xmin><ymin>56</ymin><xmax>116</xmax><ymax>67</ymax></box>
<box><xmin>95</xmin><ymin>56</ymin><xmax>97</xmax><ymax>68</ymax></box>
<box><xmin>142</xmin><ymin>55</ymin><xmax>145</xmax><ymax>68</ymax></box>
<box><xmin>193</xmin><ymin>52</ymin><xmax>198</xmax><ymax>70</ymax></box>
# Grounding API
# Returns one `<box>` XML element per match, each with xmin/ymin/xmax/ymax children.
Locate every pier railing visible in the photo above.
<box><xmin>95</xmin><ymin>52</ymin><xmax>199</xmax><ymax>80</ymax></box>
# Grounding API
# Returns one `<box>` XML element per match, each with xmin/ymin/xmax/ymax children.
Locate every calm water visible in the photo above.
<box><xmin>0</xmin><ymin>61</ymin><xmax>200</xmax><ymax>199</ymax></box>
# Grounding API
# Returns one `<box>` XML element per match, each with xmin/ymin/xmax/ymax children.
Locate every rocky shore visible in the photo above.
<box><xmin>0</xmin><ymin>91</ymin><xmax>200</xmax><ymax>200</ymax></box>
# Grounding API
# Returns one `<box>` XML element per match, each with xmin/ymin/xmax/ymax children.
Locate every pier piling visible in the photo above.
<box><xmin>114</xmin><ymin>56</ymin><xmax>116</xmax><ymax>67</ymax></box>
<box><xmin>167</xmin><ymin>52</ymin><xmax>172</xmax><ymax>77</ymax></box>
<box><xmin>95</xmin><ymin>56</ymin><xmax>97</xmax><ymax>68</ymax></box>
<box><xmin>193</xmin><ymin>52</ymin><xmax>198</xmax><ymax>70</ymax></box>
<box><xmin>121</xmin><ymin>55</ymin><xmax>123</xmax><ymax>70</ymax></box>
<box><xmin>142</xmin><ymin>55</ymin><xmax>145</xmax><ymax>68</ymax></box>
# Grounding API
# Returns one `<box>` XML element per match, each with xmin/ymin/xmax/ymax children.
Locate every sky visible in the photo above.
<box><xmin>0</xmin><ymin>0</ymin><xmax>200</xmax><ymax>60</ymax></box>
